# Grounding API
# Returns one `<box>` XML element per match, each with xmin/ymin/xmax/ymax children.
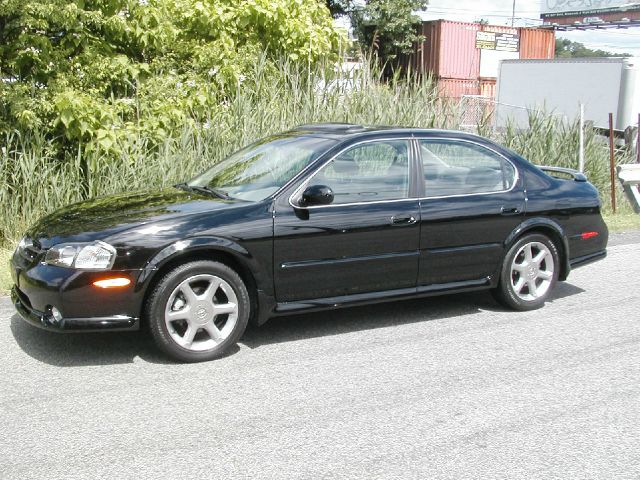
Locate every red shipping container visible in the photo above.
<box><xmin>480</xmin><ymin>79</ymin><xmax>496</xmax><ymax>98</ymax></box>
<box><xmin>414</xmin><ymin>20</ymin><xmax>481</xmax><ymax>80</ymax></box>
<box><xmin>437</xmin><ymin>78</ymin><xmax>480</xmax><ymax>98</ymax></box>
<box><xmin>482</xmin><ymin>25</ymin><xmax>519</xmax><ymax>35</ymax></box>
<box><xmin>399</xmin><ymin>20</ymin><xmax>555</xmax><ymax>101</ymax></box>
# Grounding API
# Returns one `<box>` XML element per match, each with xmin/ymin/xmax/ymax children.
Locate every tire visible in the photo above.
<box><xmin>145</xmin><ymin>260</ymin><xmax>250</xmax><ymax>362</ymax></box>
<box><xmin>492</xmin><ymin>233</ymin><xmax>560</xmax><ymax>311</ymax></box>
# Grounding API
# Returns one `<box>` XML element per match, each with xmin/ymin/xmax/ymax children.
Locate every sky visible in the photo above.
<box><xmin>418</xmin><ymin>0</ymin><xmax>640</xmax><ymax>57</ymax></box>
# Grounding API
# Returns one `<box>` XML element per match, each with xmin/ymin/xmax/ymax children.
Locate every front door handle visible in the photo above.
<box><xmin>391</xmin><ymin>215</ymin><xmax>417</xmax><ymax>226</ymax></box>
<box><xmin>500</xmin><ymin>207</ymin><xmax>520</xmax><ymax>216</ymax></box>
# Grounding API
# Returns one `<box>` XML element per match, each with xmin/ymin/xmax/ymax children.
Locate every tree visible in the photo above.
<box><xmin>324</xmin><ymin>1</ymin><xmax>429</xmax><ymax>61</ymax></box>
<box><xmin>555</xmin><ymin>38</ymin><xmax>630</xmax><ymax>58</ymax></box>
<box><xmin>325</xmin><ymin>0</ymin><xmax>353</xmax><ymax>18</ymax></box>
<box><xmin>0</xmin><ymin>0</ymin><xmax>342</xmax><ymax>152</ymax></box>
<box><xmin>351</xmin><ymin>0</ymin><xmax>429</xmax><ymax>61</ymax></box>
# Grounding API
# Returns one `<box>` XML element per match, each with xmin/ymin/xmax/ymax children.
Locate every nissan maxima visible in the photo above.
<box><xmin>11</xmin><ymin>124</ymin><xmax>608</xmax><ymax>362</ymax></box>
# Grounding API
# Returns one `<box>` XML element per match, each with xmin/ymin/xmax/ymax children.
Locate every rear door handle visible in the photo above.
<box><xmin>391</xmin><ymin>215</ymin><xmax>417</xmax><ymax>226</ymax></box>
<box><xmin>500</xmin><ymin>207</ymin><xmax>520</xmax><ymax>216</ymax></box>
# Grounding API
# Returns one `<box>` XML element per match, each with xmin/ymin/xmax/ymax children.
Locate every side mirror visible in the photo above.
<box><xmin>299</xmin><ymin>185</ymin><xmax>334</xmax><ymax>207</ymax></box>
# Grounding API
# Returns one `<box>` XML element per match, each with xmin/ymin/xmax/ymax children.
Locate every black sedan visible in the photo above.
<box><xmin>10</xmin><ymin>124</ymin><xmax>608</xmax><ymax>362</ymax></box>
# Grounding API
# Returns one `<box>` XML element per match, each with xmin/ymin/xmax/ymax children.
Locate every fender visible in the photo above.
<box><xmin>136</xmin><ymin>236</ymin><xmax>270</xmax><ymax>295</ymax></box>
<box><xmin>504</xmin><ymin>217</ymin><xmax>571</xmax><ymax>280</ymax></box>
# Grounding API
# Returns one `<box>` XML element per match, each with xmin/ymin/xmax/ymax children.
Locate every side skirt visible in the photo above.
<box><xmin>272</xmin><ymin>277</ymin><xmax>492</xmax><ymax>316</ymax></box>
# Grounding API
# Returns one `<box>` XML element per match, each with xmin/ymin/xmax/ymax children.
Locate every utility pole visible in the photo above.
<box><xmin>511</xmin><ymin>0</ymin><xmax>516</xmax><ymax>27</ymax></box>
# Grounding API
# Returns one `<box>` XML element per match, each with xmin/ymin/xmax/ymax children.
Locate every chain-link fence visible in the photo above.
<box><xmin>458</xmin><ymin>95</ymin><xmax>573</xmax><ymax>131</ymax></box>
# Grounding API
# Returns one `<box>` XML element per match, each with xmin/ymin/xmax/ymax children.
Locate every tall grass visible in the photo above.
<box><xmin>0</xmin><ymin>59</ymin><xmax>635</xmax><ymax>246</ymax></box>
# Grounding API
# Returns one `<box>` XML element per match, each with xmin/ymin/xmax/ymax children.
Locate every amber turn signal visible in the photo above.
<box><xmin>93</xmin><ymin>277</ymin><xmax>131</xmax><ymax>288</ymax></box>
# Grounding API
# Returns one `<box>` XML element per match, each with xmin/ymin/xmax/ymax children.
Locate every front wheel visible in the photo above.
<box><xmin>492</xmin><ymin>234</ymin><xmax>560</xmax><ymax>311</ymax></box>
<box><xmin>145</xmin><ymin>260</ymin><xmax>250</xmax><ymax>362</ymax></box>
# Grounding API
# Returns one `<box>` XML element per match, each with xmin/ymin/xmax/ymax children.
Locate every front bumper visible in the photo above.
<box><xmin>12</xmin><ymin>286</ymin><xmax>139</xmax><ymax>332</ymax></box>
<box><xmin>10</xmin><ymin>251</ymin><xmax>143</xmax><ymax>333</ymax></box>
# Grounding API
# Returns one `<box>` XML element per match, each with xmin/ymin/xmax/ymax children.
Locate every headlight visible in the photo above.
<box><xmin>44</xmin><ymin>241</ymin><xmax>117</xmax><ymax>270</ymax></box>
<box><xmin>17</xmin><ymin>237</ymin><xmax>30</xmax><ymax>250</ymax></box>
<box><xmin>15</xmin><ymin>236</ymin><xmax>31</xmax><ymax>254</ymax></box>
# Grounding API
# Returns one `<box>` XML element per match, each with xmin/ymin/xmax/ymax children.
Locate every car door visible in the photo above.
<box><xmin>273</xmin><ymin>138</ymin><xmax>421</xmax><ymax>303</ymax></box>
<box><xmin>416</xmin><ymin>137</ymin><xmax>525</xmax><ymax>287</ymax></box>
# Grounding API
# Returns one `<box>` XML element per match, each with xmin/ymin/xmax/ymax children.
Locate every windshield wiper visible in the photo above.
<box><xmin>175</xmin><ymin>183</ymin><xmax>232</xmax><ymax>200</ymax></box>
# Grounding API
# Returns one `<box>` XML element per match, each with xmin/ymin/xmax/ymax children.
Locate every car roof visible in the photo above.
<box><xmin>290</xmin><ymin>123</ymin><xmax>483</xmax><ymax>141</ymax></box>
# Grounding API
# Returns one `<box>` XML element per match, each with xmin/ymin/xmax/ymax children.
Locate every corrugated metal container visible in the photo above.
<box><xmin>480</xmin><ymin>79</ymin><xmax>496</xmax><ymax>98</ymax></box>
<box><xmin>482</xmin><ymin>25</ymin><xmax>519</xmax><ymax>35</ymax></box>
<box><xmin>413</xmin><ymin>20</ymin><xmax>481</xmax><ymax>80</ymax></box>
<box><xmin>437</xmin><ymin>21</ymin><xmax>481</xmax><ymax>80</ymax></box>
<box><xmin>397</xmin><ymin>20</ymin><xmax>555</xmax><ymax>101</ymax></box>
<box><xmin>519</xmin><ymin>28</ymin><xmax>555</xmax><ymax>59</ymax></box>
<box><xmin>437</xmin><ymin>78</ymin><xmax>480</xmax><ymax>98</ymax></box>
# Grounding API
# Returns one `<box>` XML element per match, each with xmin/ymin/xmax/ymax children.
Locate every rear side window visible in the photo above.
<box><xmin>419</xmin><ymin>140</ymin><xmax>516</xmax><ymax>197</ymax></box>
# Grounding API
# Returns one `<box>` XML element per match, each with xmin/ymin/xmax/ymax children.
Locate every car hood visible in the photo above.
<box><xmin>25</xmin><ymin>188</ymin><xmax>240</xmax><ymax>247</ymax></box>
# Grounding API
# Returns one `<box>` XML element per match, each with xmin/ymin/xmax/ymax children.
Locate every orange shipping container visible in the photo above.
<box><xmin>519</xmin><ymin>28</ymin><xmax>555</xmax><ymax>59</ymax></box>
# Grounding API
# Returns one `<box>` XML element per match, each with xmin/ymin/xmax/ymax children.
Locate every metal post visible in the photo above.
<box><xmin>511</xmin><ymin>0</ymin><xmax>516</xmax><ymax>27</ymax></box>
<box><xmin>637</xmin><ymin>113</ymin><xmax>640</xmax><ymax>164</ymax></box>
<box><xmin>578</xmin><ymin>103</ymin><xmax>585</xmax><ymax>172</ymax></box>
<box><xmin>609</xmin><ymin>112</ymin><xmax>617</xmax><ymax>213</ymax></box>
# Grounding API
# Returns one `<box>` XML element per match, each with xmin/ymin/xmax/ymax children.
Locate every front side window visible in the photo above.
<box><xmin>419</xmin><ymin>140</ymin><xmax>516</xmax><ymax>197</ymax></box>
<box><xmin>188</xmin><ymin>134</ymin><xmax>338</xmax><ymax>202</ymax></box>
<box><xmin>311</xmin><ymin>140</ymin><xmax>410</xmax><ymax>205</ymax></box>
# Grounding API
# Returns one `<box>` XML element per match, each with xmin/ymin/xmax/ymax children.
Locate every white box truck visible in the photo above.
<box><xmin>495</xmin><ymin>57</ymin><xmax>640</xmax><ymax>131</ymax></box>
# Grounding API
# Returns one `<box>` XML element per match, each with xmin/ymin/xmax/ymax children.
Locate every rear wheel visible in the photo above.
<box><xmin>493</xmin><ymin>233</ymin><xmax>560</xmax><ymax>311</ymax></box>
<box><xmin>145</xmin><ymin>260</ymin><xmax>250</xmax><ymax>362</ymax></box>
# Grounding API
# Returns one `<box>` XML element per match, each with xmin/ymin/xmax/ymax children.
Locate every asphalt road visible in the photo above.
<box><xmin>1</xmin><ymin>233</ymin><xmax>639</xmax><ymax>479</ymax></box>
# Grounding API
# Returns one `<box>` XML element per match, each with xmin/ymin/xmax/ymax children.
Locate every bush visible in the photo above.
<box><xmin>0</xmin><ymin>0</ymin><xmax>343</xmax><ymax>155</ymax></box>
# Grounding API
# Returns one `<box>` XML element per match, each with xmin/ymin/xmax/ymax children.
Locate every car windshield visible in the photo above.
<box><xmin>185</xmin><ymin>134</ymin><xmax>338</xmax><ymax>202</ymax></box>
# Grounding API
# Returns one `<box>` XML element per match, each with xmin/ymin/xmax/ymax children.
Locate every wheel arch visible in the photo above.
<box><xmin>137</xmin><ymin>237</ymin><xmax>269</xmax><ymax>327</ymax></box>
<box><xmin>504</xmin><ymin>218</ymin><xmax>570</xmax><ymax>281</ymax></box>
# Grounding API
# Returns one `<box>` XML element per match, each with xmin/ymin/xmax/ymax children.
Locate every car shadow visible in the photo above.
<box><xmin>241</xmin><ymin>282</ymin><xmax>586</xmax><ymax>348</ymax></box>
<box><xmin>10</xmin><ymin>282</ymin><xmax>585</xmax><ymax>367</ymax></box>
<box><xmin>10</xmin><ymin>315</ymin><xmax>172</xmax><ymax>367</ymax></box>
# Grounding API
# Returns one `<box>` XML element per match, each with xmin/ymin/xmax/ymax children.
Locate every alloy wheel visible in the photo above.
<box><xmin>509</xmin><ymin>241</ymin><xmax>555</xmax><ymax>302</ymax></box>
<box><xmin>164</xmin><ymin>274</ymin><xmax>239</xmax><ymax>351</ymax></box>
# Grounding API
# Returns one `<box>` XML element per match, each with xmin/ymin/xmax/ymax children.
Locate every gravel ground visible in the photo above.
<box><xmin>1</xmin><ymin>233</ymin><xmax>639</xmax><ymax>479</ymax></box>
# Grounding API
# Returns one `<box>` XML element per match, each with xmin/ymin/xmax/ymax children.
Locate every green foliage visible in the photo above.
<box><xmin>0</xmin><ymin>0</ymin><xmax>343</xmax><ymax>155</ymax></box>
<box><xmin>351</xmin><ymin>0</ymin><xmax>429</xmax><ymax>60</ymax></box>
<box><xmin>0</xmin><ymin>58</ymin><xmax>450</xmax><ymax>245</ymax></box>
<box><xmin>324</xmin><ymin>0</ymin><xmax>429</xmax><ymax>62</ymax></box>
<box><xmin>325</xmin><ymin>0</ymin><xmax>352</xmax><ymax>18</ymax></box>
<box><xmin>1</xmin><ymin>59</ymin><xmax>633</xmax><ymax>248</ymax></box>
<box><xmin>555</xmin><ymin>38</ymin><xmax>630</xmax><ymax>58</ymax></box>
